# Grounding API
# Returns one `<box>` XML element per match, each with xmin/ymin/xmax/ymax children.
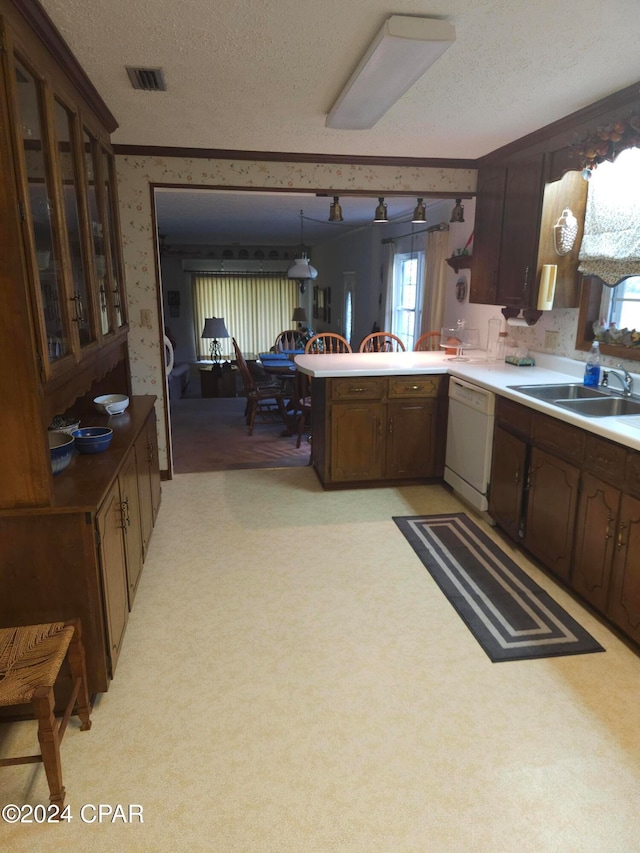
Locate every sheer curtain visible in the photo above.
<box><xmin>193</xmin><ymin>274</ymin><xmax>297</xmax><ymax>357</ymax></box>
<box><xmin>420</xmin><ymin>229</ymin><xmax>449</xmax><ymax>335</ymax></box>
<box><xmin>380</xmin><ymin>242</ymin><xmax>395</xmax><ymax>330</ymax></box>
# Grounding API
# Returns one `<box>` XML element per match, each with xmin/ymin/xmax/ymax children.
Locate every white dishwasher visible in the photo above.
<box><xmin>444</xmin><ymin>376</ymin><xmax>496</xmax><ymax>513</ymax></box>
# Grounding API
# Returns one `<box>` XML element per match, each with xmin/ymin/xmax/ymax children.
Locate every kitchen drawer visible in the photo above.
<box><xmin>388</xmin><ymin>375</ymin><xmax>443</xmax><ymax>399</ymax></box>
<box><xmin>584</xmin><ymin>434</ymin><xmax>626</xmax><ymax>484</ymax></box>
<box><xmin>495</xmin><ymin>397</ymin><xmax>533</xmax><ymax>439</ymax></box>
<box><xmin>331</xmin><ymin>377</ymin><xmax>385</xmax><ymax>401</ymax></box>
<box><xmin>533</xmin><ymin>412</ymin><xmax>585</xmax><ymax>464</ymax></box>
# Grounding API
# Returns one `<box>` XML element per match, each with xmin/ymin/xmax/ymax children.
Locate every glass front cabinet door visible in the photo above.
<box><xmin>4</xmin><ymin>31</ymin><xmax>127</xmax><ymax>385</ymax></box>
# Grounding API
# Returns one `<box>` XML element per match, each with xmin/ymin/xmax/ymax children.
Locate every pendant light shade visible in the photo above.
<box><xmin>373</xmin><ymin>197</ymin><xmax>388</xmax><ymax>223</ymax></box>
<box><xmin>450</xmin><ymin>199</ymin><xmax>465</xmax><ymax>223</ymax></box>
<box><xmin>412</xmin><ymin>197</ymin><xmax>426</xmax><ymax>223</ymax></box>
<box><xmin>328</xmin><ymin>196</ymin><xmax>343</xmax><ymax>222</ymax></box>
<box><xmin>288</xmin><ymin>209</ymin><xmax>318</xmax><ymax>284</ymax></box>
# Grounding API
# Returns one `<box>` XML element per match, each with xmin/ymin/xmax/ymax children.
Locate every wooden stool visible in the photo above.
<box><xmin>0</xmin><ymin>620</ymin><xmax>92</xmax><ymax>807</ymax></box>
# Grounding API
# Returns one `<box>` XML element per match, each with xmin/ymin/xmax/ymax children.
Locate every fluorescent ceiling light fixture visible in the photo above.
<box><xmin>326</xmin><ymin>16</ymin><xmax>455</xmax><ymax>130</ymax></box>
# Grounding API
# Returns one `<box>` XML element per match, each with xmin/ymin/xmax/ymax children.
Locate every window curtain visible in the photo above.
<box><xmin>578</xmin><ymin>147</ymin><xmax>640</xmax><ymax>286</ymax></box>
<box><xmin>380</xmin><ymin>242</ymin><xmax>395</xmax><ymax>330</ymax></box>
<box><xmin>193</xmin><ymin>274</ymin><xmax>297</xmax><ymax>358</ymax></box>
<box><xmin>420</xmin><ymin>228</ymin><xmax>449</xmax><ymax>335</ymax></box>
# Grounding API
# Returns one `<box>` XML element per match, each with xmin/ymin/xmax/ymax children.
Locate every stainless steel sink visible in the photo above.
<box><xmin>554</xmin><ymin>396</ymin><xmax>640</xmax><ymax>417</ymax></box>
<box><xmin>508</xmin><ymin>382</ymin><xmax>640</xmax><ymax>417</ymax></box>
<box><xmin>508</xmin><ymin>383</ymin><xmax>611</xmax><ymax>401</ymax></box>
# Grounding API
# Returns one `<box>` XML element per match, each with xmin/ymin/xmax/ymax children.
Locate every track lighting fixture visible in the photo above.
<box><xmin>328</xmin><ymin>196</ymin><xmax>343</xmax><ymax>222</ymax></box>
<box><xmin>450</xmin><ymin>199</ymin><xmax>465</xmax><ymax>223</ymax></box>
<box><xmin>411</xmin><ymin>198</ymin><xmax>426</xmax><ymax>223</ymax></box>
<box><xmin>373</xmin><ymin>197</ymin><xmax>388</xmax><ymax>223</ymax></box>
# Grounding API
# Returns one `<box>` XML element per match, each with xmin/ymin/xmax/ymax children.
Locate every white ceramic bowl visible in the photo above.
<box><xmin>93</xmin><ymin>394</ymin><xmax>130</xmax><ymax>416</ymax></box>
<box><xmin>48</xmin><ymin>430</ymin><xmax>75</xmax><ymax>475</ymax></box>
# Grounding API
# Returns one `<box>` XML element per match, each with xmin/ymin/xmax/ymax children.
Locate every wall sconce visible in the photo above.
<box><xmin>328</xmin><ymin>196</ymin><xmax>343</xmax><ymax>222</ymax></box>
<box><xmin>412</xmin><ymin>198</ymin><xmax>426</xmax><ymax>223</ymax></box>
<box><xmin>202</xmin><ymin>317</ymin><xmax>230</xmax><ymax>363</ymax></box>
<box><xmin>373</xmin><ymin>197</ymin><xmax>388</xmax><ymax>223</ymax></box>
<box><xmin>450</xmin><ymin>199</ymin><xmax>465</xmax><ymax>223</ymax></box>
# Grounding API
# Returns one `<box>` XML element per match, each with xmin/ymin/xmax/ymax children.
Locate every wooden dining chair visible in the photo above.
<box><xmin>232</xmin><ymin>338</ymin><xmax>289</xmax><ymax>435</ymax></box>
<box><xmin>274</xmin><ymin>330</ymin><xmax>299</xmax><ymax>351</ymax></box>
<box><xmin>414</xmin><ymin>331</ymin><xmax>442</xmax><ymax>351</ymax></box>
<box><xmin>304</xmin><ymin>333</ymin><xmax>352</xmax><ymax>354</ymax></box>
<box><xmin>359</xmin><ymin>332</ymin><xmax>406</xmax><ymax>352</ymax></box>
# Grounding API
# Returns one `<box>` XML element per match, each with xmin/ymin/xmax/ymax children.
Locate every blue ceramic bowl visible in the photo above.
<box><xmin>48</xmin><ymin>431</ymin><xmax>75</xmax><ymax>475</ymax></box>
<box><xmin>72</xmin><ymin>426</ymin><xmax>113</xmax><ymax>454</ymax></box>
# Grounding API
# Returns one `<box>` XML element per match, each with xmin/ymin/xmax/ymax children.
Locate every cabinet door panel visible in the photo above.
<box><xmin>497</xmin><ymin>157</ymin><xmax>544</xmax><ymax>308</ymax></box>
<box><xmin>488</xmin><ymin>425</ymin><xmax>527</xmax><ymax>541</ymax></box>
<box><xmin>386</xmin><ymin>400</ymin><xmax>436</xmax><ymax>478</ymax></box>
<box><xmin>608</xmin><ymin>494</ymin><xmax>640</xmax><ymax>644</ymax></box>
<box><xmin>330</xmin><ymin>402</ymin><xmax>385</xmax><ymax>481</ymax></box>
<box><xmin>96</xmin><ymin>481</ymin><xmax>129</xmax><ymax>676</ymax></box>
<box><xmin>120</xmin><ymin>449</ymin><xmax>143</xmax><ymax>607</ymax></box>
<box><xmin>524</xmin><ymin>446</ymin><xmax>579</xmax><ymax>581</ymax></box>
<box><xmin>572</xmin><ymin>473</ymin><xmax>620</xmax><ymax>611</ymax></box>
<box><xmin>470</xmin><ymin>166</ymin><xmax>506</xmax><ymax>304</ymax></box>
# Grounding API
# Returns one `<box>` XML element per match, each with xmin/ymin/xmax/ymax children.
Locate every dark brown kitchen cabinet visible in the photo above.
<box><xmin>607</xmin><ymin>494</ymin><xmax>640</xmax><ymax>645</ymax></box>
<box><xmin>135</xmin><ymin>407</ymin><xmax>161</xmax><ymax>555</ymax></box>
<box><xmin>488</xmin><ymin>425</ymin><xmax>527</xmax><ymax>541</ymax></box>
<box><xmin>573</xmin><ymin>473</ymin><xmax>620</xmax><ymax>612</ymax></box>
<box><xmin>496</xmin><ymin>156</ymin><xmax>545</xmax><ymax>308</ymax></box>
<box><xmin>311</xmin><ymin>374</ymin><xmax>448</xmax><ymax>488</ymax></box>
<box><xmin>524</xmin><ymin>446</ymin><xmax>580</xmax><ymax>583</ymax></box>
<box><xmin>469</xmin><ymin>166</ymin><xmax>506</xmax><ymax>304</ymax></box>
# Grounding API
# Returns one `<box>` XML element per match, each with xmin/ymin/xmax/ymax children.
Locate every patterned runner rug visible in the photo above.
<box><xmin>393</xmin><ymin>513</ymin><xmax>604</xmax><ymax>662</ymax></box>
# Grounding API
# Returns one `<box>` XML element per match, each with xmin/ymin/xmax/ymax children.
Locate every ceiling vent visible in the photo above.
<box><xmin>126</xmin><ymin>66</ymin><xmax>167</xmax><ymax>92</ymax></box>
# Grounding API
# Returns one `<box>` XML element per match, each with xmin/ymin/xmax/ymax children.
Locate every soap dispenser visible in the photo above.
<box><xmin>584</xmin><ymin>340</ymin><xmax>601</xmax><ymax>387</ymax></box>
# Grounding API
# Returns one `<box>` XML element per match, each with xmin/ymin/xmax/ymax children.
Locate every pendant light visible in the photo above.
<box><xmin>412</xmin><ymin>198</ymin><xmax>426</xmax><ymax>223</ymax></box>
<box><xmin>373</xmin><ymin>197</ymin><xmax>388</xmax><ymax>223</ymax></box>
<box><xmin>450</xmin><ymin>198</ymin><xmax>465</xmax><ymax>223</ymax></box>
<box><xmin>328</xmin><ymin>196</ymin><xmax>343</xmax><ymax>222</ymax></box>
<box><xmin>287</xmin><ymin>210</ymin><xmax>318</xmax><ymax>292</ymax></box>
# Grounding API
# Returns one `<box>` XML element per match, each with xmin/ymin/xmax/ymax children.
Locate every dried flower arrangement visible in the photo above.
<box><xmin>571</xmin><ymin>113</ymin><xmax>640</xmax><ymax>173</ymax></box>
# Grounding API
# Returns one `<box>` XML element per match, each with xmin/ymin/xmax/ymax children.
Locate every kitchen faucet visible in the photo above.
<box><xmin>601</xmin><ymin>363</ymin><xmax>634</xmax><ymax>397</ymax></box>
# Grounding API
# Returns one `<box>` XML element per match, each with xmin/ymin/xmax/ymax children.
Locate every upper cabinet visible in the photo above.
<box><xmin>0</xmin><ymin>2</ymin><xmax>128</xmax><ymax>509</ymax></box>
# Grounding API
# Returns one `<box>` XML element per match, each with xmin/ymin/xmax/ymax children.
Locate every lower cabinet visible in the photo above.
<box><xmin>312</xmin><ymin>374</ymin><xmax>448</xmax><ymax>488</ymax></box>
<box><xmin>523</xmin><ymin>446</ymin><xmax>580</xmax><ymax>583</ymax></box>
<box><xmin>489</xmin><ymin>395</ymin><xmax>640</xmax><ymax>649</ymax></box>
<box><xmin>488</xmin><ymin>425</ymin><xmax>527</xmax><ymax>541</ymax></box>
<box><xmin>0</xmin><ymin>396</ymin><xmax>160</xmax><ymax>701</ymax></box>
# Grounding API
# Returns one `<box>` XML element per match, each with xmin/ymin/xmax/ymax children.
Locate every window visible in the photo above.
<box><xmin>193</xmin><ymin>273</ymin><xmax>297</xmax><ymax>358</ymax></box>
<box><xmin>344</xmin><ymin>288</ymin><xmax>353</xmax><ymax>344</ymax></box>
<box><xmin>600</xmin><ymin>276</ymin><xmax>640</xmax><ymax>331</ymax></box>
<box><xmin>392</xmin><ymin>251</ymin><xmax>424</xmax><ymax>349</ymax></box>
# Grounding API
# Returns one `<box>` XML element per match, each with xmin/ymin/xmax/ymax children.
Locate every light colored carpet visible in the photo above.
<box><xmin>2</xmin><ymin>467</ymin><xmax>640</xmax><ymax>852</ymax></box>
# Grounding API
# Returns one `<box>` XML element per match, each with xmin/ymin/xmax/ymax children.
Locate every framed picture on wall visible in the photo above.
<box><xmin>167</xmin><ymin>290</ymin><xmax>180</xmax><ymax>306</ymax></box>
<box><xmin>313</xmin><ymin>285</ymin><xmax>319</xmax><ymax>319</ymax></box>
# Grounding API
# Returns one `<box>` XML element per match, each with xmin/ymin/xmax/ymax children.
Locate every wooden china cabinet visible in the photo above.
<box><xmin>0</xmin><ymin>0</ymin><xmax>160</xmax><ymax>707</ymax></box>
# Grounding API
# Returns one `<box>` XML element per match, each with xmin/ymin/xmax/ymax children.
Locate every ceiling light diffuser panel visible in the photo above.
<box><xmin>326</xmin><ymin>16</ymin><xmax>455</xmax><ymax>130</ymax></box>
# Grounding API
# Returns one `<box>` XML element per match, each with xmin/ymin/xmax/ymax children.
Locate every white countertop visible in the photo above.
<box><xmin>294</xmin><ymin>350</ymin><xmax>640</xmax><ymax>452</ymax></box>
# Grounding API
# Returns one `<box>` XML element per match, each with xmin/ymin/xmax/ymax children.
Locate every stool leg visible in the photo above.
<box><xmin>66</xmin><ymin>622</ymin><xmax>92</xmax><ymax>731</ymax></box>
<box><xmin>33</xmin><ymin>687</ymin><xmax>65</xmax><ymax>808</ymax></box>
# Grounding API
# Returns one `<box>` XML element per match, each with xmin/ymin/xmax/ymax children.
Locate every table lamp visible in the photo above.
<box><xmin>292</xmin><ymin>307</ymin><xmax>308</xmax><ymax>329</ymax></box>
<box><xmin>202</xmin><ymin>317</ymin><xmax>229</xmax><ymax>363</ymax></box>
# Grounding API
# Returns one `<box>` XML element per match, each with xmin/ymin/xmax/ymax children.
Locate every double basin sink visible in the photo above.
<box><xmin>508</xmin><ymin>383</ymin><xmax>640</xmax><ymax>417</ymax></box>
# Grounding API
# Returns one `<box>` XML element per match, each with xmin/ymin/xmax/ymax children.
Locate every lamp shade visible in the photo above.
<box><xmin>201</xmin><ymin>317</ymin><xmax>229</xmax><ymax>339</ymax></box>
<box><xmin>287</xmin><ymin>257</ymin><xmax>318</xmax><ymax>280</ymax></box>
<box><xmin>326</xmin><ymin>16</ymin><xmax>456</xmax><ymax>130</ymax></box>
<box><xmin>292</xmin><ymin>307</ymin><xmax>308</xmax><ymax>323</ymax></box>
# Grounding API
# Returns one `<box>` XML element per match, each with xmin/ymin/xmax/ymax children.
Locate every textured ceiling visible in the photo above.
<box><xmin>40</xmin><ymin>0</ymin><xmax>640</xmax><ymax>159</ymax></box>
<box><xmin>38</xmin><ymin>0</ymin><xmax>640</xmax><ymax>243</ymax></box>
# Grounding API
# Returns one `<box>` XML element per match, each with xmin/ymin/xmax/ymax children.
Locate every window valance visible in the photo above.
<box><xmin>578</xmin><ymin>148</ymin><xmax>640</xmax><ymax>286</ymax></box>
